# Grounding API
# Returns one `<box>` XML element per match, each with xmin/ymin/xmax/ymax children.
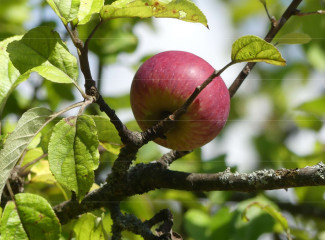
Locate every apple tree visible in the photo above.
<box><xmin>0</xmin><ymin>0</ymin><xmax>325</xmax><ymax>239</ymax></box>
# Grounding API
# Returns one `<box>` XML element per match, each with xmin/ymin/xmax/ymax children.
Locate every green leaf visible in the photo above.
<box><xmin>15</xmin><ymin>193</ymin><xmax>61</xmax><ymax>240</ymax></box>
<box><xmin>0</xmin><ymin>36</ymin><xmax>30</xmax><ymax>116</ymax></box>
<box><xmin>7</xmin><ymin>26</ymin><xmax>78</xmax><ymax>84</ymax></box>
<box><xmin>184</xmin><ymin>209</ymin><xmax>210</xmax><ymax>240</ymax></box>
<box><xmin>73</xmin><ymin>213</ymin><xmax>106</xmax><ymax>240</ymax></box>
<box><xmin>91</xmin><ymin>116</ymin><xmax>123</xmax><ymax>155</ymax></box>
<box><xmin>47</xmin><ymin>0</ymin><xmax>104</xmax><ymax>25</ymax></box>
<box><xmin>296</xmin><ymin>96</ymin><xmax>325</xmax><ymax>117</ymax></box>
<box><xmin>104</xmin><ymin>94</ymin><xmax>131</xmax><ymax>109</ymax></box>
<box><xmin>0</xmin><ymin>107</ymin><xmax>53</xmax><ymax>203</ymax></box>
<box><xmin>78</xmin><ymin>0</ymin><xmax>104</xmax><ymax>24</ymax></box>
<box><xmin>277</xmin><ymin>33</ymin><xmax>311</xmax><ymax>45</ymax></box>
<box><xmin>293</xmin><ymin>113</ymin><xmax>323</xmax><ymax>131</ymax></box>
<box><xmin>46</xmin><ymin>0</ymin><xmax>81</xmax><ymax>24</ymax></box>
<box><xmin>1</xmin><ymin>201</ymin><xmax>28</xmax><ymax>240</ymax></box>
<box><xmin>208</xmin><ymin>207</ymin><xmax>234</xmax><ymax>239</ymax></box>
<box><xmin>231</xmin><ymin>35</ymin><xmax>286</xmax><ymax>66</ymax></box>
<box><xmin>48</xmin><ymin>115</ymin><xmax>100</xmax><ymax>201</ymax></box>
<box><xmin>100</xmin><ymin>0</ymin><xmax>208</xmax><ymax>27</ymax></box>
<box><xmin>242</xmin><ymin>201</ymin><xmax>291</xmax><ymax>238</ymax></box>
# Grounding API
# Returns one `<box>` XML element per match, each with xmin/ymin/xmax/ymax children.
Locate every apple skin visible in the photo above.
<box><xmin>130</xmin><ymin>51</ymin><xmax>230</xmax><ymax>151</ymax></box>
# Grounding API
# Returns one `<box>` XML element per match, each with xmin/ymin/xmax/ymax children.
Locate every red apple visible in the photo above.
<box><xmin>130</xmin><ymin>51</ymin><xmax>230</xmax><ymax>150</ymax></box>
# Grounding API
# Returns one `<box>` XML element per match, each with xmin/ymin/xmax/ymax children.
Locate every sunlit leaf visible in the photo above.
<box><xmin>100</xmin><ymin>0</ymin><xmax>208</xmax><ymax>27</ymax></box>
<box><xmin>0</xmin><ymin>36</ymin><xmax>30</xmax><ymax>116</ymax></box>
<box><xmin>231</xmin><ymin>35</ymin><xmax>286</xmax><ymax>66</ymax></box>
<box><xmin>48</xmin><ymin>115</ymin><xmax>100</xmax><ymax>201</ymax></box>
<box><xmin>0</xmin><ymin>107</ymin><xmax>52</xmax><ymax>203</ymax></box>
<box><xmin>20</xmin><ymin>147</ymin><xmax>44</xmax><ymax>172</ymax></box>
<box><xmin>15</xmin><ymin>193</ymin><xmax>61</xmax><ymax>240</ymax></box>
<box><xmin>7</xmin><ymin>26</ymin><xmax>78</xmax><ymax>84</ymax></box>
<box><xmin>277</xmin><ymin>33</ymin><xmax>311</xmax><ymax>45</ymax></box>
<box><xmin>47</xmin><ymin>0</ymin><xmax>104</xmax><ymax>25</ymax></box>
<box><xmin>1</xmin><ymin>202</ymin><xmax>28</xmax><ymax>240</ymax></box>
<box><xmin>78</xmin><ymin>0</ymin><xmax>104</xmax><ymax>24</ymax></box>
<box><xmin>91</xmin><ymin>115</ymin><xmax>123</xmax><ymax>155</ymax></box>
<box><xmin>46</xmin><ymin>0</ymin><xmax>80</xmax><ymax>24</ymax></box>
<box><xmin>73</xmin><ymin>213</ymin><xmax>106</xmax><ymax>240</ymax></box>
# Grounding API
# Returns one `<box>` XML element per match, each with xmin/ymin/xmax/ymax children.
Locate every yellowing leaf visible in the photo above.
<box><xmin>100</xmin><ymin>0</ymin><xmax>208</xmax><ymax>27</ymax></box>
<box><xmin>231</xmin><ymin>35</ymin><xmax>286</xmax><ymax>66</ymax></box>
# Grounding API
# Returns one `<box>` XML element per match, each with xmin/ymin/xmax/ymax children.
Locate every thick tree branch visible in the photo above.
<box><xmin>130</xmin><ymin>162</ymin><xmax>325</xmax><ymax>192</ymax></box>
<box><xmin>54</xmin><ymin>162</ymin><xmax>325</xmax><ymax>224</ymax></box>
<box><xmin>228</xmin><ymin>0</ymin><xmax>303</xmax><ymax>97</ymax></box>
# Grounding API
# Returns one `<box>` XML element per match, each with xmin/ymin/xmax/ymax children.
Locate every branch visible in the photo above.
<box><xmin>84</xmin><ymin>18</ymin><xmax>104</xmax><ymax>50</ymax></box>
<box><xmin>157</xmin><ymin>150</ymin><xmax>192</xmax><ymax>168</ymax></box>
<box><xmin>228</xmin><ymin>0</ymin><xmax>303</xmax><ymax>97</ymax></box>
<box><xmin>64</xmin><ymin>22</ymin><xmax>135</xmax><ymax>146</ymax></box>
<box><xmin>294</xmin><ymin>9</ymin><xmax>325</xmax><ymax>16</ymax></box>
<box><xmin>96</xmin><ymin>96</ymin><xmax>135</xmax><ymax>145</ymax></box>
<box><xmin>53</xmin><ymin>162</ymin><xmax>325</xmax><ymax>224</ymax></box>
<box><xmin>131</xmin><ymin>162</ymin><xmax>325</xmax><ymax>192</ymax></box>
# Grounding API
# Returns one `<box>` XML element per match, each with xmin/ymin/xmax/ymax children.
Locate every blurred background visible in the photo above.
<box><xmin>1</xmin><ymin>0</ymin><xmax>325</xmax><ymax>239</ymax></box>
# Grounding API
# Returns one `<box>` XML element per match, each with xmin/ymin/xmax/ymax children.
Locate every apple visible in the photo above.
<box><xmin>130</xmin><ymin>51</ymin><xmax>230</xmax><ymax>151</ymax></box>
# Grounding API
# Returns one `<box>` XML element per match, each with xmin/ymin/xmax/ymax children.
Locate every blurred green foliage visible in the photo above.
<box><xmin>0</xmin><ymin>0</ymin><xmax>324</xmax><ymax>239</ymax></box>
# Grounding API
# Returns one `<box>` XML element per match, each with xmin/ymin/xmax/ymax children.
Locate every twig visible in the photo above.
<box><xmin>96</xmin><ymin>96</ymin><xmax>135</xmax><ymax>145</ymax></box>
<box><xmin>228</xmin><ymin>0</ymin><xmax>303</xmax><ymax>97</ymax></box>
<box><xmin>260</xmin><ymin>0</ymin><xmax>277</xmax><ymax>26</ymax></box>
<box><xmin>294</xmin><ymin>9</ymin><xmax>325</xmax><ymax>16</ymax></box>
<box><xmin>5</xmin><ymin>181</ymin><xmax>15</xmax><ymax>202</ymax></box>
<box><xmin>64</xmin><ymin>20</ymin><xmax>133</xmax><ymax>146</ymax></box>
<box><xmin>64</xmin><ymin>23</ymin><xmax>97</xmax><ymax>97</ymax></box>
<box><xmin>84</xmin><ymin>18</ymin><xmax>104</xmax><ymax>50</ymax></box>
<box><xmin>157</xmin><ymin>150</ymin><xmax>192</xmax><ymax>168</ymax></box>
<box><xmin>19</xmin><ymin>153</ymin><xmax>48</xmax><ymax>176</ymax></box>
